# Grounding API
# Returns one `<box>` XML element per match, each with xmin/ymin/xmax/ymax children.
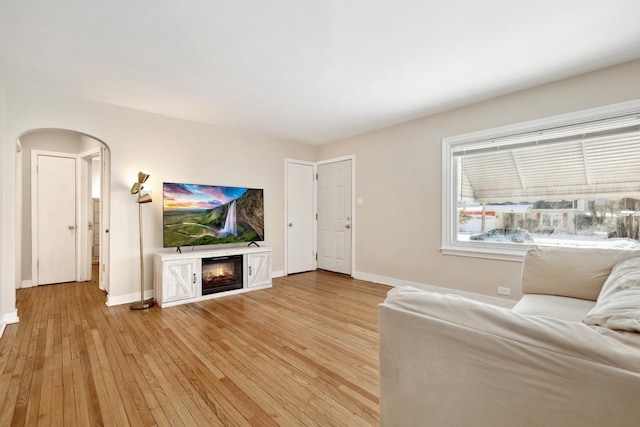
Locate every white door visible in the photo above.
<box><xmin>34</xmin><ymin>154</ymin><xmax>77</xmax><ymax>285</ymax></box>
<box><xmin>286</xmin><ymin>161</ymin><xmax>316</xmax><ymax>274</ymax></box>
<box><xmin>317</xmin><ymin>159</ymin><xmax>352</xmax><ymax>275</ymax></box>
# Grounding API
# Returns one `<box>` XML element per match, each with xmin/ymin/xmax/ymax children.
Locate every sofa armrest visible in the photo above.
<box><xmin>379</xmin><ymin>287</ymin><xmax>640</xmax><ymax>427</ymax></box>
<box><xmin>521</xmin><ymin>245</ymin><xmax>640</xmax><ymax>300</ymax></box>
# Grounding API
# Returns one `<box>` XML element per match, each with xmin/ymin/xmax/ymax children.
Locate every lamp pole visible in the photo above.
<box><xmin>131</xmin><ymin>173</ymin><xmax>154</xmax><ymax>310</ymax></box>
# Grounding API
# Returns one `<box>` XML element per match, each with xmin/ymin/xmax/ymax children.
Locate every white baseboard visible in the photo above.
<box><xmin>2</xmin><ymin>310</ymin><xmax>20</xmax><ymax>325</ymax></box>
<box><xmin>0</xmin><ymin>311</ymin><xmax>18</xmax><ymax>338</ymax></box>
<box><xmin>272</xmin><ymin>270</ymin><xmax>285</xmax><ymax>278</ymax></box>
<box><xmin>0</xmin><ymin>310</ymin><xmax>20</xmax><ymax>338</ymax></box>
<box><xmin>106</xmin><ymin>289</ymin><xmax>155</xmax><ymax>307</ymax></box>
<box><xmin>20</xmin><ymin>279</ymin><xmax>33</xmax><ymax>288</ymax></box>
<box><xmin>353</xmin><ymin>271</ymin><xmax>516</xmax><ymax>308</ymax></box>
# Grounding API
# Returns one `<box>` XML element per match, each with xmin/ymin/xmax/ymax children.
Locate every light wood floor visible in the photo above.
<box><xmin>0</xmin><ymin>270</ymin><xmax>391</xmax><ymax>426</ymax></box>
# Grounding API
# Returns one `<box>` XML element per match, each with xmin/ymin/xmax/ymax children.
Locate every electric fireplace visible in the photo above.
<box><xmin>201</xmin><ymin>255</ymin><xmax>243</xmax><ymax>295</ymax></box>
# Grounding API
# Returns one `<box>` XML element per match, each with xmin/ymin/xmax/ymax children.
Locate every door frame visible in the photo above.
<box><xmin>78</xmin><ymin>148</ymin><xmax>101</xmax><ymax>282</ymax></box>
<box><xmin>17</xmin><ymin>130</ymin><xmax>111</xmax><ymax>297</ymax></box>
<box><xmin>284</xmin><ymin>158</ymin><xmax>317</xmax><ymax>275</ymax></box>
<box><xmin>30</xmin><ymin>150</ymin><xmax>81</xmax><ymax>286</ymax></box>
<box><xmin>99</xmin><ymin>145</ymin><xmax>111</xmax><ymax>293</ymax></box>
<box><xmin>284</xmin><ymin>155</ymin><xmax>356</xmax><ymax>277</ymax></box>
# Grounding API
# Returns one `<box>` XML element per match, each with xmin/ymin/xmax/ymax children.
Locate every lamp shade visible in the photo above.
<box><xmin>138</xmin><ymin>171</ymin><xmax>150</xmax><ymax>184</ymax></box>
<box><xmin>137</xmin><ymin>188</ymin><xmax>152</xmax><ymax>204</ymax></box>
<box><xmin>131</xmin><ymin>171</ymin><xmax>152</xmax><ymax>203</ymax></box>
<box><xmin>131</xmin><ymin>182</ymin><xmax>141</xmax><ymax>194</ymax></box>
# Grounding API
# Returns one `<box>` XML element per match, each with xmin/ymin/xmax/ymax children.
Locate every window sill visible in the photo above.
<box><xmin>440</xmin><ymin>244</ymin><xmax>527</xmax><ymax>262</ymax></box>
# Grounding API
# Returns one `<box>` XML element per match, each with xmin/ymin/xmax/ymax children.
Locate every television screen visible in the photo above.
<box><xmin>162</xmin><ymin>182</ymin><xmax>264</xmax><ymax>247</ymax></box>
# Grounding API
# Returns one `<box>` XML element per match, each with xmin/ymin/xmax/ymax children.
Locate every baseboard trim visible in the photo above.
<box><xmin>106</xmin><ymin>290</ymin><xmax>155</xmax><ymax>307</ymax></box>
<box><xmin>2</xmin><ymin>310</ymin><xmax>20</xmax><ymax>325</ymax></box>
<box><xmin>21</xmin><ymin>279</ymin><xmax>33</xmax><ymax>288</ymax></box>
<box><xmin>272</xmin><ymin>270</ymin><xmax>285</xmax><ymax>279</ymax></box>
<box><xmin>353</xmin><ymin>271</ymin><xmax>516</xmax><ymax>308</ymax></box>
<box><xmin>0</xmin><ymin>310</ymin><xmax>19</xmax><ymax>338</ymax></box>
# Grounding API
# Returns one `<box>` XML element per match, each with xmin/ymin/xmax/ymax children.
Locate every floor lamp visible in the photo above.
<box><xmin>131</xmin><ymin>171</ymin><xmax>155</xmax><ymax>310</ymax></box>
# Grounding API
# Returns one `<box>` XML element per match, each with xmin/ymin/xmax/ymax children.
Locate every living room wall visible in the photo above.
<box><xmin>0</xmin><ymin>78</ymin><xmax>10</xmax><ymax>326</ymax></box>
<box><xmin>1</xmin><ymin>84</ymin><xmax>316</xmax><ymax>306</ymax></box>
<box><xmin>318</xmin><ymin>59</ymin><xmax>640</xmax><ymax>300</ymax></box>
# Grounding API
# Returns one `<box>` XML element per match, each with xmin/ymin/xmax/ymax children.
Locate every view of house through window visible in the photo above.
<box><xmin>458</xmin><ymin>198</ymin><xmax>640</xmax><ymax>249</ymax></box>
<box><xmin>445</xmin><ymin>103</ymin><xmax>640</xmax><ymax>255</ymax></box>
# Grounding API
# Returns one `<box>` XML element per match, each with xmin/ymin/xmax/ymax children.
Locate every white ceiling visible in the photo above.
<box><xmin>2</xmin><ymin>1</ymin><xmax>640</xmax><ymax>145</ymax></box>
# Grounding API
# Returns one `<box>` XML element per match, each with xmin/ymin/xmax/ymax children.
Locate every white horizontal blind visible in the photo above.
<box><xmin>452</xmin><ymin>113</ymin><xmax>640</xmax><ymax>157</ymax></box>
<box><xmin>453</xmin><ymin>114</ymin><xmax>640</xmax><ymax>202</ymax></box>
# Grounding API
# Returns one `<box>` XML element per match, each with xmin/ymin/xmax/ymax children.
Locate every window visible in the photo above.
<box><xmin>442</xmin><ymin>100</ymin><xmax>640</xmax><ymax>261</ymax></box>
<box><xmin>540</xmin><ymin>213</ymin><xmax>563</xmax><ymax>229</ymax></box>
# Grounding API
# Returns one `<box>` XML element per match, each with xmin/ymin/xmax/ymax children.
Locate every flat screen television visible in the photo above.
<box><xmin>162</xmin><ymin>182</ymin><xmax>264</xmax><ymax>248</ymax></box>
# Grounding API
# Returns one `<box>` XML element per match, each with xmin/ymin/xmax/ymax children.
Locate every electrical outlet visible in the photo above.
<box><xmin>497</xmin><ymin>286</ymin><xmax>511</xmax><ymax>296</ymax></box>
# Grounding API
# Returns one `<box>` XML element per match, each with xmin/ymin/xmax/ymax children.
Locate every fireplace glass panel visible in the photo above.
<box><xmin>202</xmin><ymin>255</ymin><xmax>243</xmax><ymax>295</ymax></box>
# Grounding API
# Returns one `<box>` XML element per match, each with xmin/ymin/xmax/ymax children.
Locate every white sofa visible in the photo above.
<box><xmin>379</xmin><ymin>246</ymin><xmax>640</xmax><ymax>427</ymax></box>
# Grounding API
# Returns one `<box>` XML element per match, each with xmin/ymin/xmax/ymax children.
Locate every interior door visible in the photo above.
<box><xmin>317</xmin><ymin>159</ymin><xmax>352</xmax><ymax>275</ymax></box>
<box><xmin>286</xmin><ymin>161</ymin><xmax>316</xmax><ymax>274</ymax></box>
<box><xmin>34</xmin><ymin>153</ymin><xmax>77</xmax><ymax>285</ymax></box>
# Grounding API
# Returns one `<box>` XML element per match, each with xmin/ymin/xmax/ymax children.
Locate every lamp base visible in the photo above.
<box><xmin>130</xmin><ymin>299</ymin><xmax>155</xmax><ymax>310</ymax></box>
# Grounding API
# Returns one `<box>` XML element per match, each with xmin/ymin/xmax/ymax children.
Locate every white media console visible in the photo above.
<box><xmin>153</xmin><ymin>246</ymin><xmax>272</xmax><ymax>308</ymax></box>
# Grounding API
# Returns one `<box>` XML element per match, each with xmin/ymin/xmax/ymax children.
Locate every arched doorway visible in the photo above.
<box><xmin>15</xmin><ymin>129</ymin><xmax>111</xmax><ymax>295</ymax></box>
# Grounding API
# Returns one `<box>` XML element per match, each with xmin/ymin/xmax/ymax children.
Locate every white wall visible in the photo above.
<box><xmin>0</xmin><ymin>77</ymin><xmax>13</xmax><ymax>330</ymax></box>
<box><xmin>2</xmin><ymin>85</ymin><xmax>317</xmax><ymax>309</ymax></box>
<box><xmin>318</xmin><ymin>59</ymin><xmax>640</xmax><ymax>300</ymax></box>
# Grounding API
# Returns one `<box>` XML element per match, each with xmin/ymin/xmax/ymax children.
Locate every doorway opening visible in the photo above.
<box><xmin>285</xmin><ymin>156</ymin><xmax>355</xmax><ymax>277</ymax></box>
<box><xmin>15</xmin><ymin>129</ymin><xmax>111</xmax><ymax>295</ymax></box>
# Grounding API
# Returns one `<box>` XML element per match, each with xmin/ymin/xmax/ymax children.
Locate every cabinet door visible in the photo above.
<box><xmin>163</xmin><ymin>259</ymin><xmax>199</xmax><ymax>302</ymax></box>
<box><xmin>247</xmin><ymin>252</ymin><xmax>271</xmax><ymax>288</ymax></box>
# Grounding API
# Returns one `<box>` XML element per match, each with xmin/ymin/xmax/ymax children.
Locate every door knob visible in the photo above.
<box><xmin>68</xmin><ymin>225</ymin><xmax>75</xmax><ymax>230</ymax></box>
<box><xmin>288</xmin><ymin>223</ymin><xmax>293</xmax><ymax>227</ymax></box>
<box><xmin>345</xmin><ymin>224</ymin><xmax>351</xmax><ymax>229</ymax></box>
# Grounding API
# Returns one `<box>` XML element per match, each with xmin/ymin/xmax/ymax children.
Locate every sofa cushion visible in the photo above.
<box><xmin>521</xmin><ymin>246</ymin><xmax>640</xmax><ymax>301</ymax></box>
<box><xmin>379</xmin><ymin>286</ymin><xmax>640</xmax><ymax>427</ymax></box>
<box><xmin>513</xmin><ymin>294</ymin><xmax>595</xmax><ymax>322</ymax></box>
<box><xmin>381</xmin><ymin>286</ymin><xmax>640</xmax><ymax>368</ymax></box>
<box><xmin>582</xmin><ymin>257</ymin><xmax>640</xmax><ymax>332</ymax></box>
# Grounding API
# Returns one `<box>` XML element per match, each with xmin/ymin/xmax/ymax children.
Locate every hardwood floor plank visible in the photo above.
<box><xmin>85</xmin><ymin>327</ymin><xmax>131</xmax><ymax>426</ymax></box>
<box><xmin>143</xmin><ymin>352</ymin><xmax>202</xmax><ymax>426</ymax></box>
<box><xmin>0</xmin><ymin>270</ymin><xmax>391</xmax><ymax>426</ymax></box>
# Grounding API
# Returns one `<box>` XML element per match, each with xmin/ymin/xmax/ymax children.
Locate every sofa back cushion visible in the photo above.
<box><xmin>583</xmin><ymin>257</ymin><xmax>640</xmax><ymax>332</ymax></box>
<box><xmin>521</xmin><ymin>245</ymin><xmax>640</xmax><ymax>301</ymax></box>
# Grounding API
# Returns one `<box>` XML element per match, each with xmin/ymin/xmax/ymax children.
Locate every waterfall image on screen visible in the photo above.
<box><xmin>162</xmin><ymin>183</ymin><xmax>264</xmax><ymax>247</ymax></box>
<box><xmin>221</xmin><ymin>200</ymin><xmax>237</xmax><ymax>235</ymax></box>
